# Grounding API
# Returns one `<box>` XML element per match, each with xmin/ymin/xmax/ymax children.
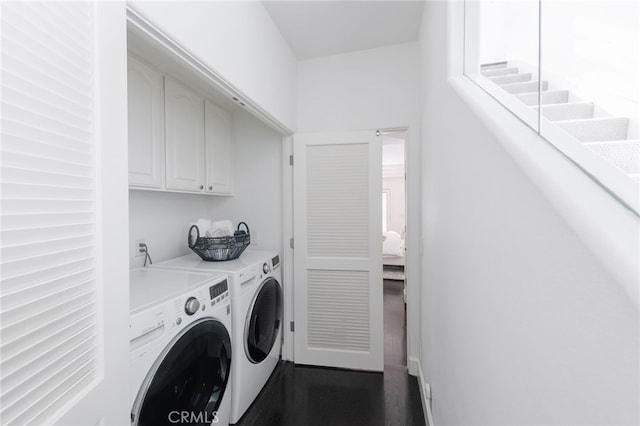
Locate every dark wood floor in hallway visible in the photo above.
<box><xmin>235</xmin><ymin>279</ymin><xmax>424</xmax><ymax>426</ymax></box>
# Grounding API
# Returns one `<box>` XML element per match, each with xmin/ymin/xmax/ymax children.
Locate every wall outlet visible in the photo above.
<box><xmin>135</xmin><ymin>239</ymin><xmax>147</xmax><ymax>257</ymax></box>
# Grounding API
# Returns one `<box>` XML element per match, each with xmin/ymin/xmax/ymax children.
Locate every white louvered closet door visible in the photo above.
<box><xmin>293</xmin><ymin>131</ymin><xmax>383</xmax><ymax>371</ymax></box>
<box><xmin>1</xmin><ymin>3</ymin><xmax>129</xmax><ymax>425</ymax></box>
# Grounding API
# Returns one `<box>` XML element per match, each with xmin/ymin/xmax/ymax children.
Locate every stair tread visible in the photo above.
<box><xmin>481</xmin><ymin>67</ymin><xmax>519</xmax><ymax>77</ymax></box>
<box><xmin>555</xmin><ymin>117</ymin><xmax>629</xmax><ymax>124</ymax></box>
<box><xmin>535</xmin><ymin>102</ymin><xmax>594</xmax><ymax>121</ymax></box>
<box><xmin>583</xmin><ymin>140</ymin><xmax>640</xmax><ymax>175</ymax></box>
<box><xmin>481</xmin><ymin>61</ymin><xmax>508</xmax><ymax>70</ymax></box>
<box><xmin>583</xmin><ymin>139</ymin><xmax>639</xmax><ymax>146</ymax></box>
<box><xmin>490</xmin><ymin>73</ymin><xmax>532</xmax><ymax>85</ymax></box>
<box><xmin>517</xmin><ymin>90</ymin><xmax>570</xmax><ymax>106</ymax></box>
<box><xmin>556</xmin><ymin>117</ymin><xmax>629</xmax><ymax>142</ymax></box>
<box><xmin>500</xmin><ymin>80</ymin><xmax>549</xmax><ymax>94</ymax></box>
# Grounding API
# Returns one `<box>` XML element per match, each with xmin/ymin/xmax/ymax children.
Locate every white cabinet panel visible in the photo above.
<box><xmin>128</xmin><ymin>56</ymin><xmax>164</xmax><ymax>188</ymax></box>
<box><xmin>164</xmin><ymin>77</ymin><xmax>204</xmax><ymax>192</ymax></box>
<box><xmin>205</xmin><ymin>100</ymin><xmax>232</xmax><ymax>195</ymax></box>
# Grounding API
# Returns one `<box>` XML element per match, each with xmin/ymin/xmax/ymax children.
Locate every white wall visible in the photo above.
<box><xmin>419</xmin><ymin>2</ymin><xmax>639</xmax><ymax>425</ymax></box>
<box><xmin>476</xmin><ymin>0</ymin><xmax>539</xmax><ymax>68</ymax></box>
<box><xmin>207</xmin><ymin>109</ymin><xmax>284</xmax><ymax>255</ymax></box>
<box><xmin>297</xmin><ymin>42</ymin><xmax>422</xmax><ymax>371</ymax></box>
<box><xmin>297</xmin><ymin>42</ymin><xmax>420</xmax><ymax>132</ymax></box>
<box><xmin>129</xmin><ymin>1</ymin><xmax>297</xmax><ymax>131</ymax></box>
<box><xmin>129</xmin><ymin>109</ymin><xmax>283</xmax><ymax>268</ymax></box>
<box><xmin>383</xmin><ymin>175</ymin><xmax>405</xmax><ymax>235</ymax></box>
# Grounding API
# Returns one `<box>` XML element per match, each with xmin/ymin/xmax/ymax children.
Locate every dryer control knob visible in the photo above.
<box><xmin>263</xmin><ymin>263</ymin><xmax>270</xmax><ymax>274</ymax></box>
<box><xmin>185</xmin><ymin>297</ymin><xmax>200</xmax><ymax>316</ymax></box>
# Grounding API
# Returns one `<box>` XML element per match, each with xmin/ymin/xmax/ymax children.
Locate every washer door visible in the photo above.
<box><xmin>133</xmin><ymin>318</ymin><xmax>231</xmax><ymax>426</ymax></box>
<box><xmin>244</xmin><ymin>277</ymin><xmax>282</xmax><ymax>364</ymax></box>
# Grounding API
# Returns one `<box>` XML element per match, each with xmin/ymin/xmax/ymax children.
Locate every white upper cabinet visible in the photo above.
<box><xmin>126</xmin><ymin>58</ymin><xmax>234</xmax><ymax>195</ymax></box>
<box><xmin>128</xmin><ymin>55</ymin><xmax>165</xmax><ymax>188</ymax></box>
<box><xmin>164</xmin><ymin>76</ymin><xmax>205</xmax><ymax>192</ymax></box>
<box><xmin>205</xmin><ymin>100</ymin><xmax>233</xmax><ymax>195</ymax></box>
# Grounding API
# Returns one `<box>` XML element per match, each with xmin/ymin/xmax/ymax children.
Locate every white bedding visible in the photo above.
<box><xmin>383</xmin><ymin>231</ymin><xmax>405</xmax><ymax>264</ymax></box>
<box><xmin>383</xmin><ymin>254</ymin><xmax>405</xmax><ymax>267</ymax></box>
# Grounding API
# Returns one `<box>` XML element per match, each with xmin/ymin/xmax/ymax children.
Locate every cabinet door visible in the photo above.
<box><xmin>164</xmin><ymin>77</ymin><xmax>205</xmax><ymax>192</ymax></box>
<box><xmin>204</xmin><ymin>100</ymin><xmax>233</xmax><ymax>195</ymax></box>
<box><xmin>128</xmin><ymin>56</ymin><xmax>164</xmax><ymax>188</ymax></box>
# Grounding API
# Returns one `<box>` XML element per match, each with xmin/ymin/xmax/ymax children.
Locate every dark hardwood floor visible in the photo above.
<box><xmin>235</xmin><ymin>279</ymin><xmax>424</xmax><ymax>426</ymax></box>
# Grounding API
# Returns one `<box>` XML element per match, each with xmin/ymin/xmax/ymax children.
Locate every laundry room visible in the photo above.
<box><xmin>2</xmin><ymin>1</ymin><xmax>638</xmax><ymax>426</ymax></box>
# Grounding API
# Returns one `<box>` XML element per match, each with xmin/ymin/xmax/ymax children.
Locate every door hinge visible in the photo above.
<box><xmin>289</xmin><ymin>155</ymin><xmax>294</xmax><ymax>166</ymax></box>
<box><xmin>289</xmin><ymin>238</ymin><xmax>294</xmax><ymax>249</ymax></box>
<box><xmin>290</xmin><ymin>321</ymin><xmax>294</xmax><ymax>332</ymax></box>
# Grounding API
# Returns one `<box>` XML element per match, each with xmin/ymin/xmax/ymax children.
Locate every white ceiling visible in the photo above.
<box><xmin>262</xmin><ymin>1</ymin><xmax>425</xmax><ymax>60</ymax></box>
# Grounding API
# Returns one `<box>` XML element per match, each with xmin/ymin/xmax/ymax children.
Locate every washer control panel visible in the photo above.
<box><xmin>209</xmin><ymin>279</ymin><xmax>229</xmax><ymax>307</ymax></box>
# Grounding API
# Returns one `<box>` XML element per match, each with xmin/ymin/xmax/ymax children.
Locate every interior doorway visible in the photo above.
<box><xmin>382</xmin><ymin>131</ymin><xmax>407</xmax><ymax>368</ymax></box>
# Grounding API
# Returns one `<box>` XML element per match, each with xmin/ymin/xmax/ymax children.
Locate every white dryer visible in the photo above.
<box><xmin>152</xmin><ymin>249</ymin><xmax>282</xmax><ymax>424</ymax></box>
<box><xmin>129</xmin><ymin>268</ymin><xmax>233</xmax><ymax>426</ymax></box>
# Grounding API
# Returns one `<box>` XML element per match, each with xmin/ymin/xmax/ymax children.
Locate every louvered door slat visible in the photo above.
<box><xmin>2</xmin><ymin>69</ymin><xmax>93</xmax><ymax>117</ymax></box>
<box><xmin>0</xmin><ymin>2</ymin><xmax>99</xmax><ymax>424</ymax></box>
<box><xmin>1</xmin><ymin>310</ymin><xmax>94</xmax><ymax>363</ymax></box>
<box><xmin>1</xmin><ymin>199</ymin><xmax>94</xmax><ymax>215</ymax></box>
<box><xmin>3</xmin><ymin>85</ymin><xmax>92</xmax><ymax>129</ymax></box>
<box><xmin>2</xmin><ymin>274</ymin><xmax>93</xmax><ymax>310</ymax></box>
<box><xmin>1</xmin><ymin>301</ymin><xmax>95</xmax><ymax>358</ymax></box>
<box><xmin>2</xmin><ymin>150</ymin><xmax>93</xmax><ymax>175</ymax></box>
<box><xmin>3</xmin><ymin>118</ymin><xmax>93</xmax><ymax>151</ymax></box>
<box><xmin>1</xmin><ymin>323</ymin><xmax>94</xmax><ymax>384</ymax></box>
<box><xmin>1</xmin><ymin>259</ymin><xmax>94</xmax><ymax>296</ymax></box>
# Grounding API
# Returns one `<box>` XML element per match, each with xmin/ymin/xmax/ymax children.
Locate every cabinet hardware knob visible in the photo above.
<box><xmin>209</xmin><ymin>186</ymin><xmax>213</xmax><ymax>190</ymax></box>
<box><xmin>199</xmin><ymin>185</ymin><xmax>204</xmax><ymax>190</ymax></box>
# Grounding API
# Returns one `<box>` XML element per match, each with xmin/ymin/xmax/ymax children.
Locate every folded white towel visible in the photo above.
<box><xmin>205</xmin><ymin>219</ymin><xmax>234</xmax><ymax>238</ymax></box>
<box><xmin>191</xmin><ymin>219</ymin><xmax>212</xmax><ymax>236</ymax></box>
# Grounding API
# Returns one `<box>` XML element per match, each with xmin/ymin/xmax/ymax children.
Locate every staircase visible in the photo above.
<box><xmin>480</xmin><ymin>62</ymin><xmax>639</xmax><ymax>183</ymax></box>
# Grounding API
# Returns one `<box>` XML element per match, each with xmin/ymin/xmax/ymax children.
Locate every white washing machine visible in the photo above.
<box><xmin>130</xmin><ymin>268</ymin><xmax>233</xmax><ymax>426</ymax></box>
<box><xmin>152</xmin><ymin>249</ymin><xmax>282</xmax><ymax>424</ymax></box>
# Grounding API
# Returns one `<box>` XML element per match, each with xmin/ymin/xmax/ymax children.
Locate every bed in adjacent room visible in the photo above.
<box><xmin>383</xmin><ymin>231</ymin><xmax>405</xmax><ymax>279</ymax></box>
<box><xmin>383</xmin><ymin>231</ymin><xmax>406</xmax><ymax>303</ymax></box>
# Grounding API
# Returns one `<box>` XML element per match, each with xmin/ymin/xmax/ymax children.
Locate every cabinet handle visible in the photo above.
<box><xmin>199</xmin><ymin>185</ymin><xmax>204</xmax><ymax>190</ymax></box>
<box><xmin>208</xmin><ymin>186</ymin><xmax>213</xmax><ymax>190</ymax></box>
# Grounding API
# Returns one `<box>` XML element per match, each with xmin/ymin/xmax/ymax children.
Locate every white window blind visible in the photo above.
<box><xmin>1</xmin><ymin>3</ymin><xmax>99</xmax><ymax>425</ymax></box>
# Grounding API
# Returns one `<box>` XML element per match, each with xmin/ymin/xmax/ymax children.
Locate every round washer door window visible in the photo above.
<box><xmin>133</xmin><ymin>318</ymin><xmax>231</xmax><ymax>426</ymax></box>
<box><xmin>245</xmin><ymin>277</ymin><xmax>282</xmax><ymax>364</ymax></box>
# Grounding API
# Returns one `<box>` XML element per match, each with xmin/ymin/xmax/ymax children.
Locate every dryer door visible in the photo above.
<box><xmin>133</xmin><ymin>318</ymin><xmax>231</xmax><ymax>426</ymax></box>
<box><xmin>244</xmin><ymin>277</ymin><xmax>282</xmax><ymax>364</ymax></box>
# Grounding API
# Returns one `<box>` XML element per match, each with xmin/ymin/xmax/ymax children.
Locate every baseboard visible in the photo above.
<box><xmin>416</xmin><ymin>360</ymin><xmax>434</xmax><ymax>426</ymax></box>
<box><xmin>408</xmin><ymin>356</ymin><xmax>420</xmax><ymax>376</ymax></box>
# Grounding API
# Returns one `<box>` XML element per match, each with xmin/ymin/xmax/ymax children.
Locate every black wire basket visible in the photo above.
<box><xmin>188</xmin><ymin>222</ymin><xmax>250</xmax><ymax>261</ymax></box>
